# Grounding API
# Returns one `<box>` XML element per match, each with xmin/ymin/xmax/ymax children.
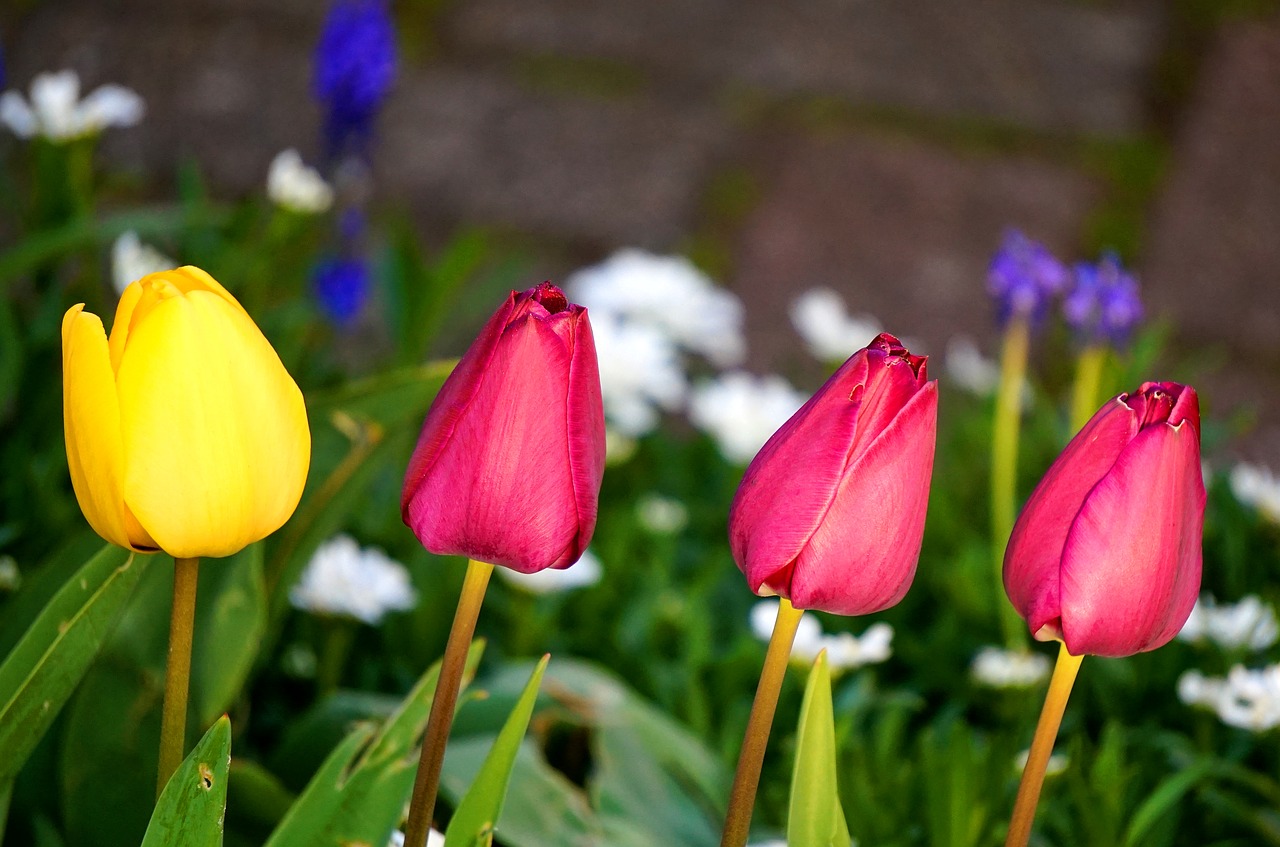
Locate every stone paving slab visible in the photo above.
<box><xmin>449</xmin><ymin>0</ymin><xmax>1164</xmax><ymax>136</ymax></box>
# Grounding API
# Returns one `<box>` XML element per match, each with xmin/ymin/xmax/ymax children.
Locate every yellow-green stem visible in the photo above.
<box><xmin>721</xmin><ymin>598</ymin><xmax>805</xmax><ymax>847</ymax></box>
<box><xmin>1070</xmin><ymin>345</ymin><xmax>1107</xmax><ymax>433</ymax></box>
<box><xmin>1005</xmin><ymin>644</ymin><xmax>1084</xmax><ymax>847</ymax></box>
<box><xmin>157</xmin><ymin>556</ymin><xmax>200</xmax><ymax>798</ymax></box>
<box><xmin>992</xmin><ymin>319</ymin><xmax>1031</xmax><ymax>648</ymax></box>
<box><xmin>403</xmin><ymin>558</ymin><xmax>494</xmax><ymax>847</ymax></box>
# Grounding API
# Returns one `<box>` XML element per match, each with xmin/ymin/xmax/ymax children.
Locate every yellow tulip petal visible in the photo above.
<box><xmin>110</xmin><ymin>268</ymin><xmax>250</xmax><ymax>372</ymax></box>
<box><xmin>62</xmin><ymin>305</ymin><xmax>156</xmax><ymax>551</ymax></box>
<box><xmin>115</xmin><ymin>289</ymin><xmax>310</xmax><ymax>558</ymax></box>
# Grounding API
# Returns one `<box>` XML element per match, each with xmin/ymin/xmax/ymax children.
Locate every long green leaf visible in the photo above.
<box><xmin>0</xmin><ymin>545</ymin><xmax>145</xmax><ymax>785</ymax></box>
<box><xmin>141</xmin><ymin>716</ymin><xmax>232</xmax><ymax>847</ymax></box>
<box><xmin>788</xmin><ymin>651</ymin><xmax>851</xmax><ymax>847</ymax></box>
<box><xmin>192</xmin><ymin>544</ymin><xmax>266</xmax><ymax>725</ymax></box>
<box><xmin>445</xmin><ymin>655</ymin><xmax>549</xmax><ymax>847</ymax></box>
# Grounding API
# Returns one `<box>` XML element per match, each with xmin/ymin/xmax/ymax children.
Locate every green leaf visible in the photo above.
<box><xmin>1122</xmin><ymin>760</ymin><xmax>1214</xmax><ymax>847</ymax></box>
<box><xmin>192</xmin><ymin>545</ymin><xmax>267</xmax><ymax>725</ymax></box>
<box><xmin>788</xmin><ymin>651</ymin><xmax>851</xmax><ymax>847</ymax></box>
<box><xmin>0</xmin><ymin>545</ymin><xmax>145</xmax><ymax>785</ymax></box>
<box><xmin>262</xmin><ymin>641</ymin><xmax>485</xmax><ymax>847</ymax></box>
<box><xmin>141</xmin><ymin>715</ymin><xmax>232</xmax><ymax>847</ymax></box>
<box><xmin>445</xmin><ymin>655</ymin><xmax>549</xmax><ymax>847</ymax></box>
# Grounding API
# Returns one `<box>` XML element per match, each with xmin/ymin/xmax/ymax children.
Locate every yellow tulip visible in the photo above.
<box><xmin>62</xmin><ymin>266</ymin><xmax>310</xmax><ymax>559</ymax></box>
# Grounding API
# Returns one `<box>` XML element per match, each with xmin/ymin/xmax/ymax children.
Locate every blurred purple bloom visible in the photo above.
<box><xmin>313</xmin><ymin>0</ymin><xmax>396</xmax><ymax>159</ymax></box>
<box><xmin>987</xmin><ymin>230</ymin><xmax>1068</xmax><ymax>328</ymax></box>
<box><xmin>313</xmin><ymin>256</ymin><xmax>370</xmax><ymax>325</ymax></box>
<box><xmin>1064</xmin><ymin>252</ymin><xmax>1143</xmax><ymax>347</ymax></box>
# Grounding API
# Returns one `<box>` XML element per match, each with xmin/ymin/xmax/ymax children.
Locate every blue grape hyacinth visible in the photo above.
<box><xmin>987</xmin><ymin>230</ymin><xmax>1069</xmax><ymax>328</ymax></box>
<box><xmin>313</xmin><ymin>0</ymin><xmax>397</xmax><ymax>159</ymax></box>
<box><xmin>1064</xmin><ymin>253</ymin><xmax>1143</xmax><ymax>347</ymax></box>
<box><xmin>313</xmin><ymin>255</ymin><xmax>370</xmax><ymax>326</ymax></box>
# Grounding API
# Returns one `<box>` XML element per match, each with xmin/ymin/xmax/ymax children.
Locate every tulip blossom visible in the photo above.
<box><xmin>1004</xmin><ymin>382</ymin><xmax>1205</xmax><ymax>658</ymax></box>
<box><xmin>401</xmin><ymin>282</ymin><xmax>606</xmax><ymax>573</ymax></box>
<box><xmin>62</xmin><ymin>267</ymin><xmax>311</xmax><ymax>559</ymax></box>
<box><xmin>729</xmin><ymin>333</ymin><xmax>938</xmax><ymax>616</ymax></box>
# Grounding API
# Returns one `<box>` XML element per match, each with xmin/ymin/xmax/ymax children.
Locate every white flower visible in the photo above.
<box><xmin>111</xmin><ymin>231</ymin><xmax>177</xmax><ymax>295</ymax></box>
<box><xmin>1015</xmin><ymin>748</ymin><xmax>1069</xmax><ymax>777</ymax></box>
<box><xmin>944</xmin><ymin>336</ymin><xmax>1000</xmax><ymax>396</ymax></box>
<box><xmin>1230</xmin><ymin>463</ymin><xmax>1280</xmax><ymax>523</ymax></box>
<box><xmin>1178</xmin><ymin>594</ymin><xmax>1279</xmax><ymax>652</ymax></box>
<box><xmin>267</xmin><ymin>149</ymin><xmax>334</xmax><ymax>214</ymax></box>
<box><xmin>290</xmin><ymin>535</ymin><xmax>418</xmax><ymax>625</ymax></box>
<box><xmin>588</xmin><ymin>310</ymin><xmax>688</xmax><ymax>437</ymax></box>
<box><xmin>790</xmin><ymin>288</ymin><xmax>881</xmax><ymax>362</ymax></box>
<box><xmin>971</xmin><ymin>646</ymin><xmax>1052</xmax><ymax>689</ymax></box>
<box><xmin>1</xmin><ymin>70</ymin><xmax>143</xmax><ymax>141</ymax></box>
<box><xmin>496</xmin><ymin>549</ymin><xmax>603</xmax><ymax>595</ymax></box>
<box><xmin>689</xmin><ymin>371</ymin><xmax>807</xmax><ymax>464</ymax></box>
<box><xmin>0</xmin><ymin>556</ymin><xmax>20</xmax><ymax>592</ymax></box>
<box><xmin>389</xmin><ymin>830</ymin><xmax>443</xmax><ymax>847</ymax></box>
<box><xmin>567</xmin><ymin>249</ymin><xmax>746</xmax><ymax>367</ymax></box>
<box><xmin>1179</xmin><ymin>665</ymin><xmax>1280</xmax><ymax>732</ymax></box>
<box><xmin>750</xmin><ymin>600</ymin><xmax>892</xmax><ymax>673</ymax></box>
<box><xmin>636</xmin><ymin>494</ymin><xmax>689</xmax><ymax>535</ymax></box>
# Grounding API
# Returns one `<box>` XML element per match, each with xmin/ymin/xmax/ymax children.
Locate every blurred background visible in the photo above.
<box><xmin>2</xmin><ymin>0</ymin><xmax>1278</xmax><ymax>465</ymax></box>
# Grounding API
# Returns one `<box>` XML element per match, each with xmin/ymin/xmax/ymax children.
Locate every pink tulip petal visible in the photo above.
<box><xmin>556</xmin><ymin>307</ymin><xmax>607</xmax><ymax>568</ymax></box>
<box><xmin>1058</xmin><ymin>421</ymin><xmax>1204</xmax><ymax>656</ymax></box>
<box><xmin>789</xmin><ymin>381</ymin><xmax>938</xmax><ymax>615</ymax></box>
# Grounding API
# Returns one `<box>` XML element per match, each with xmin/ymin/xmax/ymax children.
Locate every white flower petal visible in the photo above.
<box><xmin>267</xmin><ymin>148</ymin><xmax>334</xmax><ymax>214</ymax></box>
<box><xmin>689</xmin><ymin>371</ymin><xmax>807</xmax><ymax>464</ymax></box>
<box><xmin>290</xmin><ymin>534</ymin><xmax>418</xmax><ymax>624</ymax></box>
<box><xmin>496</xmin><ymin>549</ymin><xmax>603</xmax><ymax>595</ymax></box>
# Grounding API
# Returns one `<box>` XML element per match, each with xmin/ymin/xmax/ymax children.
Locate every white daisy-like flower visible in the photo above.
<box><xmin>790</xmin><ymin>288</ymin><xmax>882</xmax><ymax>363</ymax></box>
<box><xmin>290</xmin><ymin>535</ymin><xmax>418</xmax><ymax>625</ymax></box>
<box><xmin>971</xmin><ymin>646</ymin><xmax>1052</xmax><ymax>689</ymax></box>
<box><xmin>111</xmin><ymin>231</ymin><xmax>177</xmax><ymax>295</ymax></box>
<box><xmin>389</xmin><ymin>829</ymin><xmax>444</xmax><ymax>847</ymax></box>
<box><xmin>1015</xmin><ymin>748</ymin><xmax>1069</xmax><ymax>777</ymax></box>
<box><xmin>944</xmin><ymin>336</ymin><xmax>1000</xmax><ymax>396</ymax></box>
<box><xmin>588</xmin><ymin>310</ymin><xmax>688</xmax><ymax>437</ymax></box>
<box><xmin>1178</xmin><ymin>594</ymin><xmax>1279</xmax><ymax>652</ymax></box>
<box><xmin>750</xmin><ymin>600</ymin><xmax>892</xmax><ymax>673</ymax></box>
<box><xmin>1</xmin><ymin>70</ymin><xmax>144</xmax><ymax>141</ymax></box>
<box><xmin>689</xmin><ymin>371</ymin><xmax>807</xmax><ymax>464</ymax></box>
<box><xmin>267</xmin><ymin>149</ymin><xmax>334</xmax><ymax>214</ymax></box>
<box><xmin>1230</xmin><ymin>463</ymin><xmax>1280</xmax><ymax>523</ymax></box>
<box><xmin>1179</xmin><ymin>665</ymin><xmax>1280</xmax><ymax>733</ymax></box>
<box><xmin>636</xmin><ymin>494</ymin><xmax>689</xmax><ymax>535</ymax></box>
<box><xmin>0</xmin><ymin>556</ymin><xmax>21</xmax><ymax>592</ymax></box>
<box><xmin>496</xmin><ymin>549</ymin><xmax>603</xmax><ymax>595</ymax></box>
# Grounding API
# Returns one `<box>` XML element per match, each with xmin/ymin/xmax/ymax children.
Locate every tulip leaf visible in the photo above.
<box><xmin>444</xmin><ymin>655</ymin><xmax>549</xmax><ymax>847</ymax></box>
<box><xmin>192</xmin><ymin>544</ymin><xmax>267</xmax><ymax>726</ymax></box>
<box><xmin>141</xmin><ymin>715</ymin><xmax>231</xmax><ymax>847</ymax></box>
<box><xmin>788</xmin><ymin>651</ymin><xmax>852</xmax><ymax>847</ymax></box>
<box><xmin>262</xmin><ymin>641</ymin><xmax>484</xmax><ymax>847</ymax></box>
<box><xmin>0</xmin><ymin>544</ymin><xmax>144</xmax><ymax>786</ymax></box>
<box><xmin>1122</xmin><ymin>760</ymin><xmax>1215</xmax><ymax>847</ymax></box>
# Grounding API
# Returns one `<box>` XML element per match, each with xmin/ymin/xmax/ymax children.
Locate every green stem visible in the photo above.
<box><xmin>316</xmin><ymin>617</ymin><xmax>356</xmax><ymax>696</ymax></box>
<box><xmin>157</xmin><ymin>556</ymin><xmax>200</xmax><ymax>798</ymax></box>
<box><xmin>403</xmin><ymin>559</ymin><xmax>494</xmax><ymax>847</ymax></box>
<box><xmin>1069</xmin><ymin>346</ymin><xmax>1107</xmax><ymax>433</ymax></box>
<box><xmin>721</xmin><ymin>598</ymin><xmax>805</xmax><ymax>847</ymax></box>
<box><xmin>992</xmin><ymin>319</ymin><xmax>1031</xmax><ymax>648</ymax></box>
<box><xmin>1005</xmin><ymin>644</ymin><xmax>1084</xmax><ymax>847</ymax></box>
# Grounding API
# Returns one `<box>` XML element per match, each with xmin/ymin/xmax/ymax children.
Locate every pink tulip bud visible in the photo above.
<box><xmin>1004</xmin><ymin>382</ymin><xmax>1205</xmax><ymax>657</ymax></box>
<box><xmin>729</xmin><ymin>333</ymin><xmax>938</xmax><ymax>616</ymax></box>
<box><xmin>402</xmin><ymin>282</ymin><xmax>606</xmax><ymax>573</ymax></box>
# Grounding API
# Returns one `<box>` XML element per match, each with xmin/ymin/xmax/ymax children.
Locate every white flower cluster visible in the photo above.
<box><xmin>290</xmin><ymin>535</ymin><xmax>418</xmax><ymax>625</ymax></box>
<box><xmin>635</xmin><ymin>494</ymin><xmax>689</xmax><ymax>535</ymax></box>
<box><xmin>1230</xmin><ymin>463</ymin><xmax>1280</xmax><ymax>523</ymax></box>
<box><xmin>689</xmin><ymin>372</ymin><xmax>808</xmax><ymax>464</ymax></box>
<box><xmin>944</xmin><ymin>336</ymin><xmax>1000</xmax><ymax>396</ymax></box>
<box><xmin>750</xmin><ymin>600</ymin><xmax>893</xmax><ymax>673</ymax></box>
<box><xmin>970</xmin><ymin>646</ymin><xmax>1052</xmax><ymax>689</ymax></box>
<box><xmin>1178</xmin><ymin>594</ymin><xmax>1279</xmax><ymax>652</ymax></box>
<box><xmin>1014</xmin><ymin>748</ymin><xmax>1069</xmax><ymax>777</ymax></box>
<box><xmin>1179</xmin><ymin>665</ymin><xmax>1280</xmax><ymax>733</ymax></box>
<box><xmin>267</xmin><ymin>149</ymin><xmax>334</xmax><ymax>214</ymax></box>
<box><xmin>112</xmin><ymin>232</ymin><xmax>176</xmax><ymax>296</ymax></box>
<box><xmin>566</xmin><ymin>250</ymin><xmax>745</xmax><ymax>438</ymax></box>
<box><xmin>790</xmin><ymin>288</ymin><xmax>882</xmax><ymax>362</ymax></box>
<box><xmin>1</xmin><ymin>70</ymin><xmax>143</xmax><ymax>141</ymax></box>
<box><xmin>496</xmin><ymin>549</ymin><xmax>603</xmax><ymax>595</ymax></box>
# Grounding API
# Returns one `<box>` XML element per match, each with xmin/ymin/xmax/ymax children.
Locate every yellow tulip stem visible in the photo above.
<box><xmin>157</xmin><ymin>555</ymin><xmax>200</xmax><ymax>798</ymax></box>
<box><xmin>1069</xmin><ymin>345</ymin><xmax>1107</xmax><ymax>433</ymax></box>
<box><xmin>1005</xmin><ymin>644</ymin><xmax>1084</xmax><ymax>847</ymax></box>
<box><xmin>992</xmin><ymin>319</ymin><xmax>1031</xmax><ymax>649</ymax></box>
<box><xmin>721</xmin><ymin>598</ymin><xmax>805</xmax><ymax>847</ymax></box>
<box><xmin>403</xmin><ymin>558</ymin><xmax>494</xmax><ymax>847</ymax></box>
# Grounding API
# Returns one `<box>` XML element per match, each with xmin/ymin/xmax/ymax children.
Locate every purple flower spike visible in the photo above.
<box><xmin>313</xmin><ymin>0</ymin><xmax>397</xmax><ymax>160</ymax></box>
<box><xmin>1065</xmin><ymin>252</ymin><xmax>1144</xmax><ymax>347</ymax></box>
<box><xmin>313</xmin><ymin>256</ymin><xmax>370</xmax><ymax>326</ymax></box>
<box><xmin>987</xmin><ymin>230</ymin><xmax>1069</xmax><ymax>329</ymax></box>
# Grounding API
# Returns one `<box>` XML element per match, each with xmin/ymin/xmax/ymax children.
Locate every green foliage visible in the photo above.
<box><xmin>142</xmin><ymin>716</ymin><xmax>232</xmax><ymax>847</ymax></box>
<box><xmin>788</xmin><ymin>652</ymin><xmax>852</xmax><ymax>847</ymax></box>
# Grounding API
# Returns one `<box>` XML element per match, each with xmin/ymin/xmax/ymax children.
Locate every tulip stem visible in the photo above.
<box><xmin>1070</xmin><ymin>345</ymin><xmax>1107</xmax><ymax>433</ymax></box>
<box><xmin>1005</xmin><ymin>643</ymin><xmax>1084</xmax><ymax>847</ymax></box>
<box><xmin>157</xmin><ymin>556</ymin><xmax>200</xmax><ymax>798</ymax></box>
<box><xmin>404</xmin><ymin>558</ymin><xmax>494</xmax><ymax>847</ymax></box>
<box><xmin>992</xmin><ymin>318</ymin><xmax>1031</xmax><ymax>648</ymax></box>
<box><xmin>721</xmin><ymin>598</ymin><xmax>805</xmax><ymax>847</ymax></box>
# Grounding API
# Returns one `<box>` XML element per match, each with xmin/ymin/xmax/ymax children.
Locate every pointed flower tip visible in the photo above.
<box><xmin>532</xmin><ymin>281</ymin><xmax>569</xmax><ymax>314</ymax></box>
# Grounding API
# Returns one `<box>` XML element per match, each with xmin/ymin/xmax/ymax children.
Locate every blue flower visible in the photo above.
<box><xmin>987</xmin><ymin>230</ymin><xmax>1068</xmax><ymax>328</ymax></box>
<box><xmin>313</xmin><ymin>0</ymin><xmax>397</xmax><ymax>159</ymax></box>
<box><xmin>1064</xmin><ymin>253</ymin><xmax>1143</xmax><ymax>347</ymax></box>
<box><xmin>312</xmin><ymin>256</ymin><xmax>370</xmax><ymax>326</ymax></box>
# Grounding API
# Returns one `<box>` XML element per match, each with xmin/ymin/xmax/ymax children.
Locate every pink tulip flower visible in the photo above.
<box><xmin>729</xmin><ymin>333</ymin><xmax>938</xmax><ymax>616</ymax></box>
<box><xmin>402</xmin><ymin>282</ymin><xmax>606</xmax><ymax>573</ymax></box>
<box><xmin>1004</xmin><ymin>381</ymin><xmax>1205</xmax><ymax>657</ymax></box>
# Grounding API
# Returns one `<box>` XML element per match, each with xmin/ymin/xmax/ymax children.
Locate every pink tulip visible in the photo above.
<box><xmin>729</xmin><ymin>333</ymin><xmax>938</xmax><ymax>616</ymax></box>
<box><xmin>401</xmin><ymin>282</ymin><xmax>606</xmax><ymax>573</ymax></box>
<box><xmin>1004</xmin><ymin>382</ymin><xmax>1205</xmax><ymax>657</ymax></box>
